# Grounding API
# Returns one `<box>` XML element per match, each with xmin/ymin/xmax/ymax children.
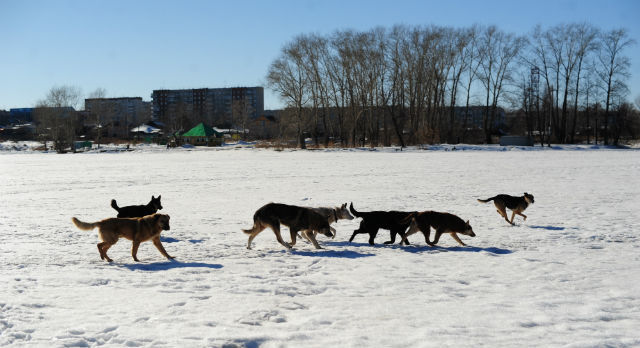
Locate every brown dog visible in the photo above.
<box><xmin>477</xmin><ymin>193</ymin><xmax>534</xmax><ymax>225</ymax></box>
<box><xmin>400</xmin><ymin>211</ymin><xmax>475</xmax><ymax>246</ymax></box>
<box><xmin>71</xmin><ymin>214</ymin><xmax>173</xmax><ymax>262</ymax></box>
<box><xmin>242</xmin><ymin>203</ymin><xmax>332</xmax><ymax>250</ymax></box>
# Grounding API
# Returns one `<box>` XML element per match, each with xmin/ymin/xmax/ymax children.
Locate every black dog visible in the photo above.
<box><xmin>348</xmin><ymin>203</ymin><xmax>415</xmax><ymax>245</ymax></box>
<box><xmin>111</xmin><ymin>195</ymin><xmax>163</xmax><ymax>218</ymax></box>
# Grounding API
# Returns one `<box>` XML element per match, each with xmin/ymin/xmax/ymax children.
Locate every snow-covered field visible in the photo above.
<box><xmin>1</xmin><ymin>145</ymin><xmax>639</xmax><ymax>347</ymax></box>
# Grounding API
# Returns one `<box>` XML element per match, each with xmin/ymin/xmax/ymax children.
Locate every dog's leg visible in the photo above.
<box><xmin>330</xmin><ymin>226</ymin><xmax>336</xmax><ymax>239</ymax></box>
<box><xmin>272</xmin><ymin>224</ymin><xmax>292</xmax><ymax>249</ymax></box>
<box><xmin>450</xmin><ymin>233</ymin><xmax>466</xmax><ymax>246</ymax></box>
<box><xmin>431</xmin><ymin>229</ymin><xmax>445</xmax><ymax>245</ymax></box>
<box><xmin>348</xmin><ymin>227</ymin><xmax>364</xmax><ymax>243</ymax></box>
<box><xmin>246</xmin><ymin>223</ymin><xmax>266</xmax><ymax>249</ymax></box>
<box><xmin>152</xmin><ymin>237</ymin><xmax>174</xmax><ymax>259</ymax></box>
<box><xmin>509</xmin><ymin>211</ymin><xmax>516</xmax><ymax>224</ymax></box>
<box><xmin>97</xmin><ymin>242</ymin><xmax>107</xmax><ymax>260</ymax></box>
<box><xmin>302</xmin><ymin>230</ymin><xmax>313</xmax><ymax>243</ymax></box>
<box><xmin>517</xmin><ymin>212</ymin><xmax>527</xmax><ymax>221</ymax></box>
<box><xmin>498</xmin><ymin>208</ymin><xmax>512</xmax><ymax>225</ymax></box>
<box><xmin>400</xmin><ymin>221</ymin><xmax>420</xmax><ymax>245</ymax></box>
<box><xmin>304</xmin><ymin>231</ymin><xmax>323</xmax><ymax>249</ymax></box>
<box><xmin>349</xmin><ymin>220</ymin><xmax>367</xmax><ymax>242</ymax></box>
<box><xmin>494</xmin><ymin>201</ymin><xmax>512</xmax><ymax>225</ymax></box>
<box><xmin>100</xmin><ymin>243</ymin><xmax>114</xmax><ymax>262</ymax></box>
<box><xmin>418</xmin><ymin>221</ymin><xmax>433</xmax><ymax>245</ymax></box>
<box><xmin>384</xmin><ymin>229</ymin><xmax>399</xmax><ymax>245</ymax></box>
<box><xmin>399</xmin><ymin>231</ymin><xmax>411</xmax><ymax>245</ymax></box>
<box><xmin>289</xmin><ymin>229</ymin><xmax>298</xmax><ymax>246</ymax></box>
<box><xmin>368</xmin><ymin>229</ymin><xmax>379</xmax><ymax>246</ymax></box>
<box><xmin>131</xmin><ymin>240</ymin><xmax>141</xmax><ymax>262</ymax></box>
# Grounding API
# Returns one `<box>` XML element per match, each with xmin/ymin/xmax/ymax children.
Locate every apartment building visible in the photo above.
<box><xmin>85</xmin><ymin>97</ymin><xmax>151</xmax><ymax>138</ymax></box>
<box><xmin>151</xmin><ymin>87</ymin><xmax>264</xmax><ymax>132</ymax></box>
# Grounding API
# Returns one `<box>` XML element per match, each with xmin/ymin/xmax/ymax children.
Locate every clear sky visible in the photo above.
<box><xmin>1</xmin><ymin>0</ymin><xmax>638</xmax><ymax>110</ymax></box>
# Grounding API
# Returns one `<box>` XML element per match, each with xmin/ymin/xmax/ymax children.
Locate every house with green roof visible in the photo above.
<box><xmin>181</xmin><ymin>123</ymin><xmax>223</xmax><ymax>146</ymax></box>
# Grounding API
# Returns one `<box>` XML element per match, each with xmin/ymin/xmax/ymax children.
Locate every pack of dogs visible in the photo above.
<box><xmin>71</xmin><ymin>193</ymin><xmax>535</xmax><ymax>262</ymax></box>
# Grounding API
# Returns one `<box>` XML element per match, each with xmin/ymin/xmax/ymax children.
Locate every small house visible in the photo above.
<box><xmin>182</xmin><ymin>123</ymin><xmax>223</xmax><ymax>146</ymax></box>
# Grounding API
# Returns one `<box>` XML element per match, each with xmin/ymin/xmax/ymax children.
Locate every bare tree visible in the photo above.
<box><xmin>232</xmin><ymin>98</ymin><xmax>255</xmax><ymax>140</ymax></box>
<box><xmin>267</xmin><ymin>37</ymin><xmax>310</xmax><ymax>149</ymax></box>
<box><xmin>568</xmin><ymin>23</ymin><xmax>599</xmax><ymax>143</ymax></box>
<box><xmin>460</xmin><ymin>25</ymin><xmax>482</xmax><ymax>143</ymax></box>
<box><xmin>595</xmin><ymin>28</ymin><xmax>635</xmax><ymax>145</ymax></box>
<box><xmin>478</xmin><ymin>26</ymin><xmax>526</xmax><ymax>143</ymax></box>
<box><xmin>34</xmin><ymin>85</ymin><xmax>82</xmax><ymax>153</ymax></box>
<box><xmin>265</xmin><ymin>23</ymin><xmax>637</xmax><ymax>147</ymax></box>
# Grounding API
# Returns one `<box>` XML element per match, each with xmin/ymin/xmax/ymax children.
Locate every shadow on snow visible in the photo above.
<box><xmin>289</xmin><ymin>249</ymin><xmax>375</xmax><ymax>258</ymax></box>
<box><xmin>119</xmin><ymin>259</ymin><xmax>223</xmax><ymax>271</ymax></box>
<box><xmin>323</xmin><ymin>240</ymin><xmax>511</xmax><ymax>255</ymax></box>
<box><xmin>397</xmin><ymin>245</ymin><xmax>513</xmax><ymax>255</ymax></box>
<box><xmin>527</xmin><ymin>225</ymin><xmax>565</xmax><ymax>231</ymax></box>
<box><xmin>161</xmin><ymin>237</ymin><xmax>205</xmax><ymax>243</ymax></box>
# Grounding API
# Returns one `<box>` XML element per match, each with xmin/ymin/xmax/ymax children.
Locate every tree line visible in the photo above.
<box><xmin>267</xmin><ymin>23</ymin><xmax>637</xmax><ymax>148</ymax></box>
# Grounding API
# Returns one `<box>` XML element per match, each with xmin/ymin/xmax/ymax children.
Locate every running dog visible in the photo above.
<box><xmin>400</xmin><ymin>211</ymin><xmax>475</xmax><ymax>246</ymax></box>
<box><xmin>111</xmin><ymin>195</ymin><xmax>163</xmax><ymax>218</ymax></box>
<box><xmin>348</xmin><ymin>203</ymin><xmax>415</xmax><ymax>245</ymax></box>
<box><xmin>71</xmin><ymin>214</ymin><xmax>173</xmax><ymax>262</ymax></box>
<box><xmin>242</xmin><ymin>203</ymin><xmax>333</xmax><ymax>250</ymax></box>
<box><xmin>477</xmin><ymin>193</ymin><xmax>534</xmax><ymax>225</ymax></box>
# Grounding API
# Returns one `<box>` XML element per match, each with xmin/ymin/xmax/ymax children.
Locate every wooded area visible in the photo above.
<box><xmin>267</xmin><ymin>24</ymin><xmax>637</xmax><ymax>148</ymax></box>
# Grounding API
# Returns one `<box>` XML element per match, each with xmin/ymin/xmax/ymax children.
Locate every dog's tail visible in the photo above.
<box><xmin>349</xmin><ymin>202</ymin><xmax>363</xmax><ymax>217</ymax></box>
<box><xmin>71</xmin><ymin>217</ymin><xmax>98</xmax><ymax>231</ymax></box>
<box><xmin>242</xmin><ymin>218</ymin><xmax>264</xmax><ymax>235</ymax></box>
<box><xmin>400</xmin><ymin>212</ymin><xmax>418</xmax><ymax>225</ymax></box>
<box><xmin>477</xmin><ymin>196</ymin><xmax>496</xmax><ymax>203</ymax></box>
<box><xmin>110</xmin><ymin>199</ymin><xmax>120</xmax><ymax>212</ymax></box>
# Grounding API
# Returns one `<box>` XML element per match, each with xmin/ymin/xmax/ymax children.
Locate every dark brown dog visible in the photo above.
<box><xmin>72</xmin><ymin>214</ymin><xmax>173</xmax><ymax>262</ymax></box>
<box><xmin>242</xmin><ymin>203</ymin><xmax>332</xmax><ymax>250</ymax></box>
<box><xmin>400</xmin><ymin>211</ymin><xmax>475</xmax><ymax>246</ymax></box>
<box><xmin>478</xmin><ymin>193</ymin><xmax>534</xmax><ymax>225</ymax></box>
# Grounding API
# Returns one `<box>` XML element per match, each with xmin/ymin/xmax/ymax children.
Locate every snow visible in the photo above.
<box><xmin>1</xmin><ymin>145</ymin><xmax>639</xmax><ymax>347</ymax></box>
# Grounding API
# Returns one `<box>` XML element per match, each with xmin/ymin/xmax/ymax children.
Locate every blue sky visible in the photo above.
<box><xmin>1</xmin><ymin>0</ymin><xmax>638</xmax><ymax>110</ymax></box>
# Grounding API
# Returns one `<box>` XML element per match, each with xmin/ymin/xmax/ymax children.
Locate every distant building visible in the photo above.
<box><xmin>181</xmin><ymin>122</ymin><xmax>224</xmax><ymax>146</ymax></box>
<box><xmin>85</xmin><ymin>97</ymin><xmax>151</xmax><ymax>138</ymax></box>
<box><xmin>248</xmin><ymin>110</ymin><xmax>280</xmax><ymax>139</ymax></box>
<box><xmin>9</xmin><ymin>108</ymin><xmax>34</xmax><ymax>124</ymax></box>
<box><xmin>0</xmin><ymin>110</ymin><xmax>10</xmax><ymax>125</ymax></box>
<box><xmin>151</xmin><ymin>87</ymin><xmax>264</xmax><ymax>132</ymax></box>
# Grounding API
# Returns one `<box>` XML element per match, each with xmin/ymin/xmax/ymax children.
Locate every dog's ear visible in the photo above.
<box><xmin>466</xmin><ymin>220</ymin><xmax>470</xmax><ymax>225</ymax></box>
<box><xmin>158</xmin><ymin>195</ymin><xmax>161</xmax><ymax>200</ymax></box>
<box><xmin>342</xmin><ymin>203</ymin><xmax>346</xmax><ymax>209</ymax></box>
